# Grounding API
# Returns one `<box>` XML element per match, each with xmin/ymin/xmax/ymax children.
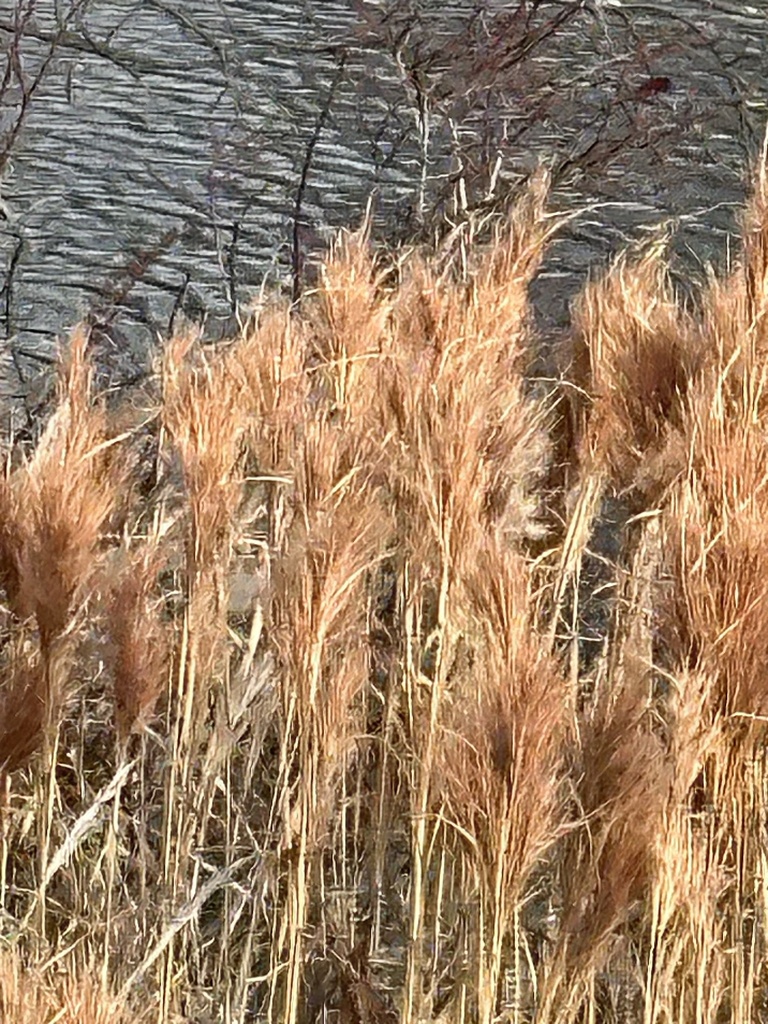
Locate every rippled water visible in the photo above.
<box><xmin>1</xmin><ymin>0</ymin><xmax>767</xmax><ymax>408</ymax></box>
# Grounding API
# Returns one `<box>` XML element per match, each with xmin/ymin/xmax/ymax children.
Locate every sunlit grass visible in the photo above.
<box><xmin>1</xmin><ymin>160</ymin><xmax>768</xmax><ymax>1024</ymax></box>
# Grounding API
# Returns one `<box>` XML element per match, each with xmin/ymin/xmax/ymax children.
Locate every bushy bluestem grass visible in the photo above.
<box><xmin>1</xmin><ymin>160</ymin><xmax>768</xmax><ymax>1024</ymax></box>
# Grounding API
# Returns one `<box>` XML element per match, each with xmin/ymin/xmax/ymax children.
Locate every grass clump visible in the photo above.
<box><xmin>4</xmin><ymin>157</ymin><xmax>768</xmax><ymax>1024</ymax></box>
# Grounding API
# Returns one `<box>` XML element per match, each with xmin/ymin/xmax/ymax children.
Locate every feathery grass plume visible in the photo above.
<box><xmin>0</xmin><ymin>329</ymin><xmax>123</xmax><ymax>943</ymax></box>
<box><xmin>162</xmin><ymin>331</ymin><xmax>247</xmax><ymax>580</ymax></box>
<box><xmin>58</xmin><ymin>967</ymin><xmax>131</xmax><ymax>1024</ymax></box>
<box><xmin>269</xmin><ymin>415</ymin><xmax>390</xmax><ymax>1024</ymax></box>
<box><xmin>272</xmin><ymin>428</ymin><xmax>388</xmax><ymax>845</ymax></box>
<box><xmin>160</xmin><ymin>331</ymin><xmax>251</xmax><ymax>1007</ymax></box>
<box><xmin>211</xmin><ymin>253</ymin><xmax>388</xmax><ymax>1024</ymax></box>
<box><xmin>438</xmin><ymin>539</ymin><xmax>566</xmax><ymax>1024</ymax></box>
<box><xmin>644</xmin><ymin>672</ymin><xmax>727</xmax><ymax>1024</ymax></box>
<box><xmin>229</xmin><ymin>307</ymin><xmax>309</xmax><ymax>478</ymax></box>
<box><xmin>467</xmin><ymin>168</ymin><xmax>556</xmax><ymax>353</ymax></box>
<box><xmin>656</xmin><ymin>358</ymin><xmax>768</xmax><ymax>1022</ymax></box>
<box><xmin>161</xmin><ymin>328</ymin><xmax>249</xmax><ymax>758</ymax></box>
<box><xmin>385</xmin><ymin>223</ymin><xmax>552</xmax><ymax>579</ymax></box>
<box><xmin>551</xmin><ymin>235</ymin><xmax>698</xmax><ymax>673</ymax></box>
<box><xmin>307</xmin><ymin>213</ymin><xmax>391</xmax><ymax>426</ymax></box>
<box><xmin>539</xmin><ymin>644</ymin><xmax>669</xmax><ymax>1024</ymax></box>
<box><xmin>569</xmin><ymin>234</ymin><xmax>697</xmax><ymax>498</ymax></box>
<box><xmin>666</xmin><ymin>153</ymin><xmax>768</xmax><ymax>729</ymax></box>
<box><xmin>379</xmin><ymin>179</ymin><xmax>556</xmax><ymax>1024</ymax></box>
<box><xmin>106</xmin><ymin>539</ymin><xmax>169</xmax><ymax>750</ymax></box>
<box><xmin>0</xmin><ymin>640</ymin><xmax>45</xmax><ymax>778</ymax></box>
<box><xmin>12</xmin><ymin>328</ymin><xmax>121</xmax><ymax>648</ymax></box>
<box><xmin>692</xmin><ymin>151</ymin><xmax>768</xmax><ymax>403</ymax></box>
<box><xmin>227</xmin><ymin>304</ymin><xmax>311</xmax><ymax>657</ymax></box>
<box><xmin>665</xmin><ymin>370</ymin><xmax>768</xmax><ymax>723</ymax></box>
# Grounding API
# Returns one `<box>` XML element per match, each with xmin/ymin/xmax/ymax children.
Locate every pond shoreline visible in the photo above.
<box><xmin>1</xmin><ymin>0</ymin><xmax>766</xmax><ymax>415</ymax></box>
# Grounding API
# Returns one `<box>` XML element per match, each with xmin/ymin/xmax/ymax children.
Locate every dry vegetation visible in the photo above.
<box><xmin>4</xmin><ymin>156</ymin><xmax>768</xmax><ymax>1024</ymax></box>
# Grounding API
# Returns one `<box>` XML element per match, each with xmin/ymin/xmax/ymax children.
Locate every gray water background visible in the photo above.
<box><xmin>2</xmin><ymin>0</ymin><xmax>768</xmax><ymax>414</ymax></box>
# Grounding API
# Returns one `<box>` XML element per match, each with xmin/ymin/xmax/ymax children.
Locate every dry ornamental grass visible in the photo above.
<box><xmin>2</xmin><ymin>156</ymin><xmax>768</xmax><ymax>1024</ymax></box>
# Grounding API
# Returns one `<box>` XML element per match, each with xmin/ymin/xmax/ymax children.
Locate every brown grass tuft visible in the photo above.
<box><xmin>307</xmin><ymin>215</ymin><xmax>391</xmax><ymax>426</ymax></box>
<box><xmin>570</xmin><ymin>235</ymin><xmax>699</xmax><ymax>500</ymax></box>
<box><xmin>107</xmin><ymin>539</ymin><xmax>170</xmax><ymax>748</ymax></box>
<box><xmin>13</xmin><ymin>330</ymin><xmax>121</xmax><ymax>646</ymax></box>
<box><xmin>162</xmin><ymin>332</ymin><xmax>247</xmax><ymax>578</ymax></box>
<box><xmin>0</xmin><ymin>641</ymin><xmax>45</xmax><ymax>776</ymax></box>
<box><xmin>438</xmin><ymin>539</ymin><xmax>566</xmax><ymax>1024</ymax></box>
<box><xmin>4</xmin><ymin>160</ymin><xmax>768</xmax><ymax>1024</ymax></box>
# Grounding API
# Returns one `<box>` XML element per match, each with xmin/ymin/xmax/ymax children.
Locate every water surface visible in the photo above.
<box><xmin>1</xmin><ymin>0</ymin><xmax>767</xmax><ymax>408</ymax></box>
